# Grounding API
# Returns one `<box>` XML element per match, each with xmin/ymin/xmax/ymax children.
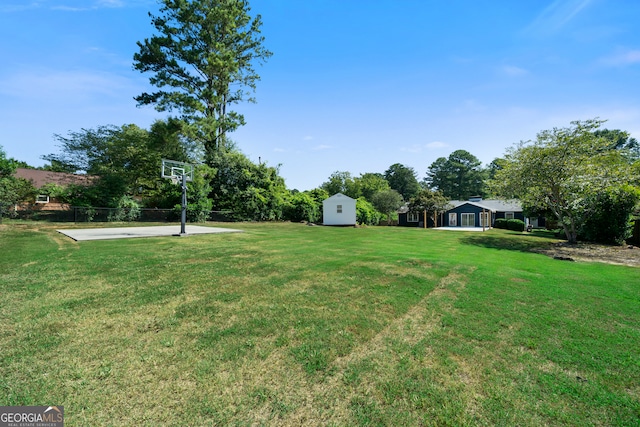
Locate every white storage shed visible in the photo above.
<box><xmin>323</xmin><ymin>193</ymin><xmax>357</xmax><ymax>226</ymax></box>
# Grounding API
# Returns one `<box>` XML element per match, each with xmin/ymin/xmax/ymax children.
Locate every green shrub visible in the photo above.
<box><xmin>506</xmin><ymin>219</ymin><xmax>525</xmax><ymax>232</ymax></box>
<box><xmin>108</xmin><ymin>196</ymin><xmax>141</xmax><ymax>222</ymax></box>
<box><xmin>578</xmin><ymin>185</ymin><xmax>640</xmax><ymax>244</ymax></box>
<box><xmin>494</xmin><ymin>218</ymin><xmax>507</xmax><ymax>229</ymax></box>
<box><xmin>356</xmin><ymin>197</ymin><xmax>383</xmax><ymax>225</ymax></box>
<box><xmin>283</xmin><ymin>192</ymin><xmax>320</xmax><ymax>222</ymax></box>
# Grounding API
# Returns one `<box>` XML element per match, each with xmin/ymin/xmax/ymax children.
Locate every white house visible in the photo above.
<box><xmin>322</xmin><ymin>193</ymin><xmax>356</xmax><ymax>226</ymax></box>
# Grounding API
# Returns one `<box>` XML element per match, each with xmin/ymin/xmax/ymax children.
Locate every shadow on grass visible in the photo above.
<box><xmin>459</xmin><ymin>230</ymin><xmax>560</xmax><ymax>254</ymax></box>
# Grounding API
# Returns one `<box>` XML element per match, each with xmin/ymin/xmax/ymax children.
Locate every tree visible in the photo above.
<box><xmin>371</xmin><ymin>189</ymin><xmax>404</xmax><ymax>224</ymax></box>
<box><xmin>208</xmin><ymin>149</ymin><xmax>287</xmax><ymax>220</ymax></box>
<box><xmin>356</xmin><ymin>197</ymin><xmax>383</xmax><ymax>225</ymax></box>
<box><xmin>384</xmin><ymin>163</ymin><xmax>420</xmax><ymax>200</ymax></box>
<box><xmin>594</xmin><ymin>129</ymin><xmax>640</xmax><ymax>161</ymax></box>
<box><xmin>353</xmin><ymin>172</ymin><xmax>390</xmax><ymax>201</ymax></box>
<box><xmin>283</xmin><ymin>191</ymin><xmax>320</xmax><ymax>223</ymax></box>
<box><xmin>491</xmin><ymin>119</ymin><xmax>637</xmax><ymax>244</ymax></box>
<box><xmin>320</xmin><ymin>171</ymin><xmax>357</xmax><ymax>198</ymax></box>
<box><xmin>425</xmin><ymin>150</ymin><xmax>486</xmax><ymax>200</ymax></box>
<box><xmin>579</xmin><ymin>185</ymin><xmax>640</xmax><ymax>244</ymax></box>
<box><xmin>133</xmin><ymin>0</ymin><xmax>272</xmax><ymax>159</ymax></box>
<box><xmin>42</xmin><ymin>122</ymin><xmax>197</xmax><ymax>208</ymax></box>
<box><xmin>408</xmin><ymin>189</ymin><xmax>449</xmax><ymax>227</ymax></box>
<box><xmin>0</xmin><ymin>145</ymin><xmax>16</xmax><ymax>178</ymax></box>
<box><xmin>0</xmin><ymin>146</ymin><xmax>36</xmax><ymax>216</ymax></box>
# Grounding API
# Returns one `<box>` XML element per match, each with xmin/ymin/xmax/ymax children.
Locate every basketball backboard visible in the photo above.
<box><xmin>161</xmin><ymin>159</ymin><xmax>194</xmax><ymax>182</ymax></box>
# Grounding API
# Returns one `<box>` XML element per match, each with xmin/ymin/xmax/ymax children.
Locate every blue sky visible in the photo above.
<box><xmin>1</xmin><ymin>0</ymin><xmax>639</xmax><ymax>191</ymax></box>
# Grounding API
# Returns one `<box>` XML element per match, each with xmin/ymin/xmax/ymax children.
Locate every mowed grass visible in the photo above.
<box><xmin>0</xmin><ymin>222</ymin><xmax>638</xmax><ymax>426</ymax></box>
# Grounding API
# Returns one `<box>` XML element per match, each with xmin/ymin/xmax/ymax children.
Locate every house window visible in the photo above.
<box><xmin>461</xmin><ymin>213</ymin><xmax>475</xmax><ymax>227</ymax></box>
<box><xmin>36</xmin><ymin>195</ymin><xmax>50</xmax><ymax>204</ymax></box>
<box><xmin>337</xmin><ymin>204</ymin><xmax>342</xmax><ymax>214</ymax></box>
<box><xmin>408</xmin><ymin>212</ymin><xmax>419</xmax><ymax>222</ymax></box>
<box><xmin>449</xmin><ymin>213</ymin><xmax>457</xmax><ymax>226</ymax></box>
<box><xmin>505</xmin><ymin>212</ymin><xmax>515</xmax><ymax>220</ymax></box>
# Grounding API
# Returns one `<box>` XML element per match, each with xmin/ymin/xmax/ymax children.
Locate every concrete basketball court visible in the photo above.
<box><xmin>57</xmin><ymin>225</ymin><xmax>243</xmax><ymax>241</ymax></box>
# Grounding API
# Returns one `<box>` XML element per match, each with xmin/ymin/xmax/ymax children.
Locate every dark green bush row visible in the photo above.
<box><xmin>494</xmin><ymin>218</ymin><xmax>507</xmax><ymax>229</ymax></box>
<box><xmin>507</xmin><ymin>219</ymin><xmax>525</xmax><ymax>232</ymax></box>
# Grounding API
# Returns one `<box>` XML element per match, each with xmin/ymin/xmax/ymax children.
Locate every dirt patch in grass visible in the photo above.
<box><xmin>535</xmin><ymin>242</ymin><xmax>640</xmax><ymax>267</ymax></box>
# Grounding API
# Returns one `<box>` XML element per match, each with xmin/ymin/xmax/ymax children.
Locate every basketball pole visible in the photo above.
<box><xmin>180</xmin><ymin>172</ymin><xmax>187</xmax><ymax>236</ymax></box>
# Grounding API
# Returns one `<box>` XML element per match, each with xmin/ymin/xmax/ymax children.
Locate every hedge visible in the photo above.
<box><xmin>506</xmin><ymin>218</ymin><xmax>525</xmax><ymax>232</ymax></box>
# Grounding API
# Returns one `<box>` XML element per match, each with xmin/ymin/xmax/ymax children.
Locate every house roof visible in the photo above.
<box><xmin>447</xmin><ymin>199</ymin><xmax>522</xmax><ymax>212</ymax></box>
<box><xmin>398</xmin><ymin>199</ymin><xmax>522</xmax><ymax>214</ymax></box>
<box><xmin>323</xmin><ymin>193</ymin><xmax>355</xmax><ymax>203</ymax></box>
<box><xmin>14</xmin><ymin>168</ymin><xmax>94</xmax><ymax>188</ymax></box>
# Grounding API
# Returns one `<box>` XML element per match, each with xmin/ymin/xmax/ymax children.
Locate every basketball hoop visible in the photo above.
<box><xmin>161</xmin><ymin>159</ymin><xmax>194</xmax><ymax>236</ymax></box>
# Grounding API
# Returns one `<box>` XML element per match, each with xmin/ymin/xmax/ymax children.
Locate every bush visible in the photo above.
<box><xmin>494</xmin><ymin>218</ymin><xmax>507</xmax><ymax>229</ymax></box>
<box><xmin>283</xmin><ymin>192</ymin><xmax>320</xmax><ymax>222</ymax></box>
<box><xmin>108</xmin><ymin>195</ymin><xmax>141</xmax><ymax>222</ymax></box>
<box><xmin>579</xmin><ymin>186</ymin><xmax>640</xmax><ymax>244</ymax></box>
<box><xmin>356</xmin><ymin>197</ymin><xmax>383</xmax><ymax>225</ymax></box>
<box><xmin>506</xmin><ymin>219</ymin><xmax>525</xmax><ymax>232</ymax></box>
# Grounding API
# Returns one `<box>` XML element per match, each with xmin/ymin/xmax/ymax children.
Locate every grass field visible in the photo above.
<box><xmin>0</xmin><ymin>221</ymin><xmax>638</xmax><ymax>426</ymax></box>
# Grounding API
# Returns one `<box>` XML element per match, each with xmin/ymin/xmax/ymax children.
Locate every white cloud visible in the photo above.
<box><xmin>400</xmin><ymin>144</ymin><xmax>423</xmax><ymax>153</ymax></box>
<box><xmin>303</xmin><ymin>135</ymin><xmax>313</xmax><ymax>141</ymax></box>
<box><xmin>312</xmin><ymin>144</ymin><xmax>331</xmax><ymax>151</ymax></box>
<box><xmin>273</xmin><ymin>147</ymin><xmax>286</xmax><ymax>152</ymax></box>
<box><xmin>502</xmin><ymin>65</ymin><xmax>528</xmax><ymax>76</ymax></box>
<box><xmin>97</xmin><ymin>0</ymin><xmax>124</xmax><ymax>7</ymax></box>
<box><xmin>599</xmin><ymin>49</ymin><xmax>640</xmax><ymax>67</ymax></box>
<box><xmin>523</xmin><ymin>0</ymin><xmax>593</xmax><ymax>36</ymax></box>
<box><xmin>0</xmin><ymin>68</ymin><xmax>140</xmax><ymax>101</ymax></box>
<box><xmin>4</xmin><ymin>0</ymin><xmax>138</xmax><ymax>12</ymax></box>
<box><xmin>0</xmin><ymin>2</ymin><xmax>42</xmax><ymax>12</ymax></box>
<box><xmin>401</xmin><ymin>141</ymin><xmax>450</xmax><ymax>153</ymax></box>
<box><xmin>426</xmin><ymin>141</ymin><xmax>449</xmax><ymax>149</ymax></box>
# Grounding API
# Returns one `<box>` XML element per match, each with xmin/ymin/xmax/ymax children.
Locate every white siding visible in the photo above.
<box><xmin>323</xmin><ymin>193</ymin><xmax>357</xmax><ymax>225</ymax></box>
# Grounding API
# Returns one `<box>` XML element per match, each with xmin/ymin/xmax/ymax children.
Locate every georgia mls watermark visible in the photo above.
<box><xmin>0</xmin><ymin>406</ymin><xmax>64</xmax><ymax>427</ymax></box>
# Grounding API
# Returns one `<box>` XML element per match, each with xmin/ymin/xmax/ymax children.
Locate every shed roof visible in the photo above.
<box><xmin>323</xmin><ymin>193</ymin><xmax>355</xmax><ymax>203</ymax></box>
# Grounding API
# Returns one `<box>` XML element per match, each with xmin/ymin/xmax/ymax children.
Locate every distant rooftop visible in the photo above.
<box><xmin>15</xmin><ymin>168</ymin><xmax>94</xmax><ymax>188</ymax></box>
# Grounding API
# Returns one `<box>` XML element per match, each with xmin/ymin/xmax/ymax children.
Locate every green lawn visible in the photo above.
<box><xmin>1</xmin><ymin>222</ymin><xmax>638</xmax><ymax>426</ymax></box>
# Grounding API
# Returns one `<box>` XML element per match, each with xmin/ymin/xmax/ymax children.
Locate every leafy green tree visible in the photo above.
<box><xmin>320</xmin><ymin>171</ymin><xmax>357</xmax><ymax>198</ymax></box>
<box><xmin>486</xmin><ymin>158</ymin><xmax>506</xmax><ymax>181</ymax></box>
<box><xmin>491</xmin><ymin>119</ymin><xmax>637</xmax><ymax>244</ymax></box>
<box><xmin>356</xmin><ymin>197</ymin><xmax>383</xmax><ymax>225</ymax></box>
<box><xmin>353</xmin><ymin>172</ymin><xmax>390</xmax><ymax>201</ymax></box>
<box><xmin>425</xmin><ymin>150</ymin><xmax>486</xmax><ymax>200</ymax></box>
<box><xmin>283</xmin><ymin>191</ymin><xmax>320</xmax><ymax>222</ymax></box>
<box><xmin>43</xmin><ymin>122</ymin><xmax>193</xmax><ymax>207</ymax></box>
<box><xmin>594</xmin><ymin>129</ymin><xmax>640</xmax><ymax>161</ymax></box>
<box><xmin>408</xmin><ymin>189</ymin><xmax>449</xmax><ymax>227</ymax></box>
<box><xmin>579</xmin><ymin>185</ymin><xmax>640</xmax><ymax>244</ymax></box>
<box><xmin>1</xmin><ymin>146</ymin><xmax>17</xmax><ymax>178</ymax></box>
<box><xmin>371</xmin><ymin>189</ymin><xmax>404</xmax><ymax>223</ymax></box>
<box><xmin>209</xmin><ymin>149</ymin><xmax>287</xmax><ymax>220</ymax></box>
<box><xmin>133</xmin><ymin>0</ymin><xmax>272</xmax><ymax>159</ymax></box>
<box><xmin>305</xmin><ymin>188</ymin><xmax>329</xmax><ymax>222</ymax></box>
<box><xmin>384</xmin><ymin>163</ymin><xmax>420</xmax><ymax>200</ymax></box>
<box><xmin>0</xmin><ymin>146</ymin><xmax>37</xmax><ymax>217</ymax></box>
